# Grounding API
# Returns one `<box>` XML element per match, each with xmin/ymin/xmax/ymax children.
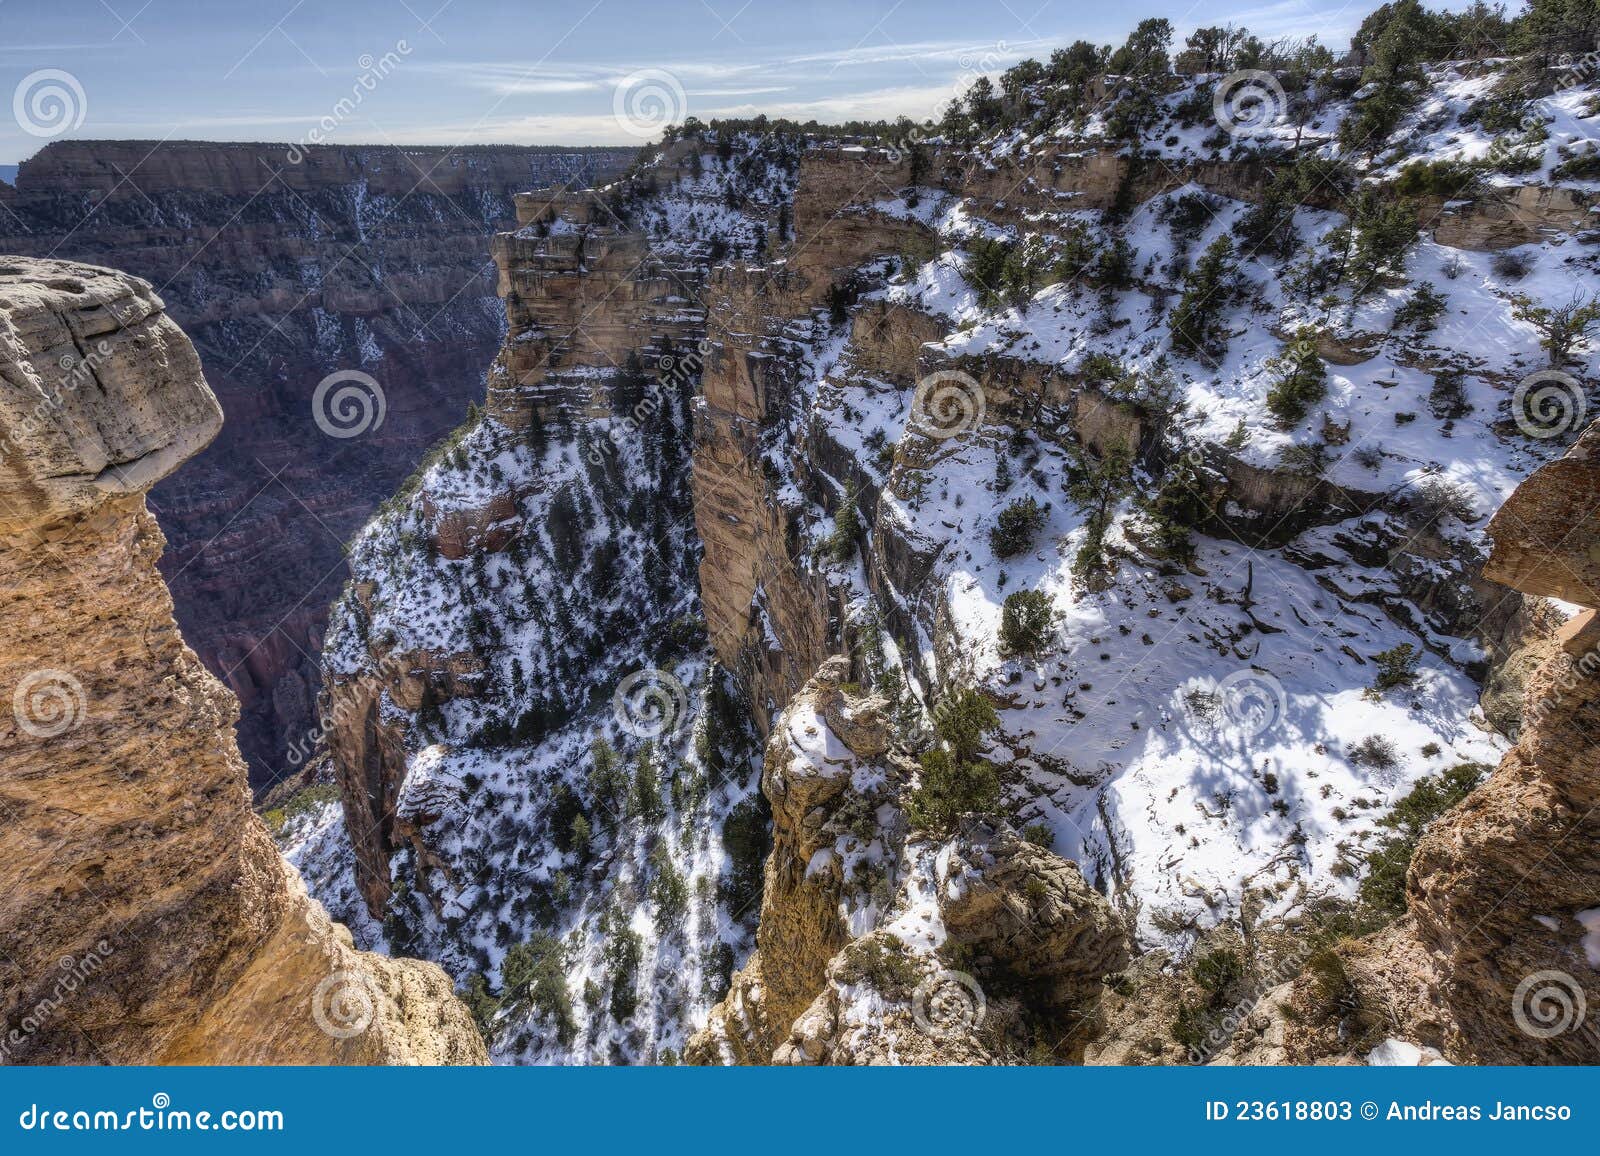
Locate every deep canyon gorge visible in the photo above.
<box><xmin>4</xmin><ymin>4</ymin><xmax>1600</xmax><ymax>1068</ymax></box>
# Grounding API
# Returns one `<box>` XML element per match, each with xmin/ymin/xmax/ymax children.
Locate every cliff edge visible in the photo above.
<box><xmin>0</xmin><ymin>258</ymin><xmax>484</xmax><ymax>1064</ymax></box>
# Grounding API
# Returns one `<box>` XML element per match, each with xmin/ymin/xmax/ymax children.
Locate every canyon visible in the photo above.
<box><xmin>4</xmin><ymin>14</ymin><xmax>1599</xmax><ymax>1069</ymax></box>
<box><xmin>287</xmin><ymin>47</ymin><xmax>1600</xmax><ymax>1065</ymax></box>
<box><xmin>0</xmin><ymin>139</ymin><xmax>633</xmax><ymax>787</ymax></box>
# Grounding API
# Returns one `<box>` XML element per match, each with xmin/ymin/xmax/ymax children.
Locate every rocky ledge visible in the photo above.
<box><xmin>0</xmin><ymin>258</ymin><xmax>483</xmax><ymax>1064</ymax></box>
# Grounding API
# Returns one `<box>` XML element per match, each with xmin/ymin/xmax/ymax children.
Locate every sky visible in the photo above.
<box><xmin>0</xmin><ymin>0</ymin><xmax>1502</xmax><ymax>165</ymax></box>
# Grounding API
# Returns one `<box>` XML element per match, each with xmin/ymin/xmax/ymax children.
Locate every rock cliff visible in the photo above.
<box><xmin>0</xmin><ymin>258</ymin><xmax>483</xmax><ymax>1064</ymax></box>
<box><xmin>292</xmin><ymin>140</ymin><xmax>798</xmax><ymax>1064</ymax></box>
<box><xmin>1</xmin><ymin>140</ymin><xmax>631</xmax><ymax>786</ymax></box>
<box><xmin>1397</xmin><ymin>428</ymin><xmax>1600</xmax><ymax>1063</ymax></box>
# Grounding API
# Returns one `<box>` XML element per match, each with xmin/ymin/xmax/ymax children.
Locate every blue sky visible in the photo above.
<box><xmin>1</xmin><ymin>0</ymin><xmax>1499</xmax><ymax>165</ymax></box>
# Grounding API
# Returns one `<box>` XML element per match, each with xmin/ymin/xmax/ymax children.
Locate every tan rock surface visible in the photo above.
<box><xmin>0</xmin><ymin>258</ymin><xmax>483</xmax><ymax>1065</ymax></box>
<box><xmin>1408</xmin><ymin>429</ymin><xmax>1600</xmax><ymax>1063</ymax></box>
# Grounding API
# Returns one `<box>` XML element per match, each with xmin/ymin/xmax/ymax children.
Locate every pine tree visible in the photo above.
<box><xmin>1169</xmin><ymin>236</ymin><xmax>1236</xmax><ymax>361</ymax></box>
<box><xmin>1067</xmin><ymin>438</ymin><xmax>1132</xmax><ymax>575</ymax></box>
<box><xmin>825</xmin><ymin>484</ymin><xmax>861</xmax><ymax>562</ymax></box>
<box><xmin>1143</xmin><ymin>452</ymin><xmax>1208</xmax><ymax>560</ymax></box>
<box><xmin>909</xmin><ymin>687</ymin><xmax>1002</xmax><ymax>833</ymax></box>
<box><xmin>1265</xmin><ymin>329</ymin><xmax>1329</xmax><ymax>426</ymax></box>
<box><xmin>630</xmin><ymin>741</ymin><xmax>665</xmax><ymax>822</ymax></box>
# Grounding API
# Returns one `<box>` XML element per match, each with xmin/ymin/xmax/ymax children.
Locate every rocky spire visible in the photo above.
<box><xmin>0</xmin><ymin>258</ymin><xmax>483</xmax><ymax>1064</ymax></box>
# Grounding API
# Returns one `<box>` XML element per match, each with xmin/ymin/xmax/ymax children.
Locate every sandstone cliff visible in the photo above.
<box><xmin>0</xmin><ymin>258</ymin><xmax>483</xmax><ymax>1064</ymax></box>
<box><xmin>1400</xmin><ymin>428</ymin><xmax>1600</xmax><ymax>1062</ymax></box>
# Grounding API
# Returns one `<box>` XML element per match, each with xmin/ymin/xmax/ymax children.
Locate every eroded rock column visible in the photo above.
<box><xmin>0</xmin><ymin>258</ymin><xmax>483</xmax><ymax>1064</ymax></box>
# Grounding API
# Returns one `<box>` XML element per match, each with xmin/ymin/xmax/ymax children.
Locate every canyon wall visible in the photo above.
<box><xmin>300</xmin><ymin>143</ymin><xmax>798</xmax><ymax>1062</ymax></box>
<box><xmin>0</xmin><ymin>258</ymin><xmax>482</xmax><ymax>1063</ymax></box>
<box><xmin>304</xmin><ymin>56</ymin><xmax>1600</xmax><ymax>1065</ymax></box>
<box><xmin>1400</xmin><ymin>430</ymin><xmax>1600</xmax><ymax>1062</ymax></box>
<box><xmin>0</xmin><ymin>140</ymin><xmax>633</xmax><ymax>787</ymax></box>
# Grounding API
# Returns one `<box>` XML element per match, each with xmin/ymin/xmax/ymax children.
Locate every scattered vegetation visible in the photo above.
<box><xmin>998</xmin><ymin>590</ymin><xmax>1056</xmax><ymax>659</ymax></box>
<box><xmin>908</xmin><ymin>688</ymin><xmax>1001</xmax><ymax>833</ymax></box>
<box><xmin>1067</xmin><ymin>439</ymin><xmax>1132</xmax><ymax>577</ymax></box>
<box><xmin>825</xmin><ymin>483</ymin><xmax>862</xmax><ymax>563</ymax></box>
<box><xmin>1264</xmin><ymin>329</ymin><xmax>1329</xmax><ymax>426</ymax></box>
<box><xmin>501</xmin><ymin>933</ymin><xmax>576</xmax><ymax>1046</ymax></box>
<box><xmin>1509</xmin><ymin>290</ymin><xmax>1600</xmax><ymax>367</ymax></box>
<box><xmin>1348</xmin><ymin>734</ymin><xmax>1400</xmax><ymax>770</ymax></box>
<box><xmin>1371</xmin><ymin>643</ymin><xmax>1421</xmax><ymax>692</ymax></box>
<box><xmin>990</xmin><ymin>496</ymin><xmax>1047</xmax><ymax>558</ymax></box>
<box><xmin>1359</xmin><ymin>763</ymin><xmax>1487</xmax><ymax>913</ymax></box>
<box><xmin>1391</xmin><ymin>283</ymin><xmax>1447</xmax><ymax>333</ymax></box>
<box><xmin>1168</xmin><ymin>236</ymin><xmax>1238</xmax><ymax>362</ymax></box>
<box><xmin>1140</xmin><ymin>453</ymin><xmax>1209</xmax><ymax>561</ymax></box>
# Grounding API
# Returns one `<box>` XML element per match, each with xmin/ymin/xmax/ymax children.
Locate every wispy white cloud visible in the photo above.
<box><xmin>89</xmin><ymin>113</ymin><xmax>346</xmax><ymax>130</ymax></box>
<box><xmin>686</xmin><ymin>86</ymin><xmax>791</xmax><ymax>97</ymax></box>
<box><xmin>412</xmin><ymin>58</ymin><xmax>767</xmax><ymax>96</ymax></box>
<box><xmin>783</xmin><ymin>37</ymin><xmax>1054</xmax><ymax>69</ymax></box>
<box><xmin>1181</xmin><ymin>0</ymin><xmax>1363</xmax><ymax>44</ymax></box>
<box><xmin>701</xmin><ymin>81</ymin><xmax>958</xmax><ymax>125</ymax></box>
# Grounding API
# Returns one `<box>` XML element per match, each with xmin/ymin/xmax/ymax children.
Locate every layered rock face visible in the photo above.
<box><xmin>1401</xmin><ymin>428</ymin><xmax>1600</xmax><ymax>1062</ymax></box>
<box><xmin>0</xmin><ymin>140</ymin><xmax>631</xmax><ymax>786</ymax></box>
<box><xmin>686</xmin><ymin>658</ymin><xmax>1129</xmax><ymax>1065</ymax></box>
<box><xmin>301</xmin><ymin>144</ymin><xmax>798</xmax><ymax>1063</ymax></box>
<box><xmin>323</xmin><ymin>181</ymin><xmax>717</xmax><ymax>919</ymax></box>
<box><xmin>693</xmin><ymin>148</ymin><xmax>929</xmax><ymax>724</ymax></box>
<box><xmin>0</xmin><ymin>258</ymin><xmax>482</xmax><ymax>1064</ymax></box>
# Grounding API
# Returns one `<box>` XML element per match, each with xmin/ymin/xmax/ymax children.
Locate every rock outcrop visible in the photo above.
<box><xmin>0</xmin><ymin>141</ymin><xmax>632</xmax><ymax>786</ymax></box>
<box><xmin>687</xmin><ymin>658</ymin><xmax>1129</xmax><ymax>1065</ymax></box>
<box><xmin>0</xmin><ymin>258</ymin><xmax>483</xmax><ymax>1064</ymax></box>
<box><xmin>1402</xmin><ymin>427</ymin><xmax>1600</xmax><ymax>1062</ymax></box>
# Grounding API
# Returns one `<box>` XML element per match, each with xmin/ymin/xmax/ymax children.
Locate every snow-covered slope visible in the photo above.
<box><xmin>291</xmin><ymin>40</ymin><xmax>1600</xmax><ymax>1064</ymax></box>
